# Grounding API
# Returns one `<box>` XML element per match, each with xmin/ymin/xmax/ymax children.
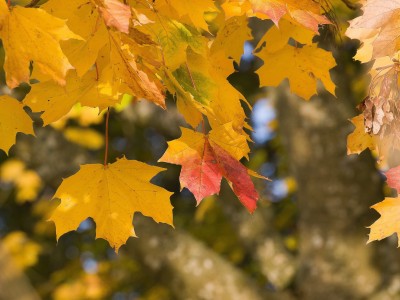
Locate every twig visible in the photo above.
<box><xmin>25</xmin><ymin>0</ymin><xmax>40</xmax><ymax>8</ymax></box>
<box><xmin>104</xmin><ymin>107</ymin><xmax>110</xmax><ymax>167</ymax></box>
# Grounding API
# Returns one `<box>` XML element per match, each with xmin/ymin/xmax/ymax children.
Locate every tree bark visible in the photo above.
<box><xmin>275</xmin><ymin>87</ymin><xmax>384</xmax><ymax>299</ymax></box>
<box><xmin>220</xmin><ymin>194</ymin><xmax>296</xmax><ymax>290</ymax></box>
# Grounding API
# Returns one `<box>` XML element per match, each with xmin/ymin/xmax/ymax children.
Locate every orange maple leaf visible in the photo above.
<box><xmin>159</xmin><ymin>127</ymin><xmax>268</xmax><ymax>213</ymax></box>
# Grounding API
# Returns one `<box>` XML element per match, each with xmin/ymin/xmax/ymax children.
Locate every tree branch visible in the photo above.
<box><xmin>127</xmin><ymin>218</ymin><xmax>294</xmax><ymax>300</ymax></box>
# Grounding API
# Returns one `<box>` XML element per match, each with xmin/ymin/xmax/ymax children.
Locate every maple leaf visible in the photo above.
<box><xmin>204</xmin><ymin>77</ymin><xmax>251</xmax><ymax>138</ymax></box>
<box><xmin>0</xmin><ymin>3</ymin><xmax>82</xmax><ymax>88</ymax></box>
<box><xmin>345</xmin><ymin>0</ymin><xmax>400</xmax><ymax>59</ymax></box>
<box><xmin>171</xmin><ymin>51</ymin><xmax>215</xmax><ymax>108</ymax></box>
<box><xmin>23</xmin><ymin>69</ymin><xmax>119</xmax><ymax>125</ymax></box>
<box><xmin>130</xmin><ymin>5</ymin><xmax>250</xmax><ymax>130</ymax></box>
<box><xmin>100</xmin><ymin>0</ymin><xmax>132</xmax><ymax>34</ymax></box>
<box><xmin>162</xmin><ymin>48</ymin><xmax>215</xmax><ymax>127</ymax></box>
<box><xmin>386</xmin><ymin>166</ymin><xmax>400</xmax><ymax>194</ymax></box>
<box><xmin>368</xmin><ymin>197</ymin><xmax>400</xmax><ymax>247</ymax></box>
<box><xmin>162</xmin><ymin>69</ymin><xmax>204</xmax><ymax>128</ymax></box>
<box><xmin>0</xmin><ymin>96</ymin><xmax>34</xmax><ymax>154</ymax></box>
<box><xmin>347</xmin><ymin>114</ymin><xmax>375</xmax><ymax>155</ymax></box>
<box><xmin>163</xmin><ymin>47</ymin><xmax>251</xmax><ymax>136</ymax></box>
<box><xmin>256</xmin><ymin>19</ymin><xmax>315</xmax><ymax>52</ymax></box>
<box><xmin>256</xmin><ymin>43</ymin><xmax>336</xmax><ymax>100</ymax></box>
<box><xmin>210</xmin><ymin>141</ymin><xmax>263</xmax><ymax>213</ymax></box>
<box><xmin>44</xmin><ymin>0</ymin><xmax>165</xmax><ymax>109</ymax></box>
<box><xmin>108</xmin><ymin>32</ymin><xmax>166</xmax><ymax>108</ymax></box>
<box><xmin>50</xmin><ymin>157</ymin><xmax>174</xmax><ymax>252</ymax></box>
<box><xmin>160</xmin><ymin>129</ymin><xmax>224</xmax><ymax>202</ymax></box>
<box><xmin>222</xmin><ymin>0</ymin><xmax>331</xmax><ymax>33</ymax></box>
<box><xmin>42</xmin><ymin>0</ymin><xmax>109</xmax><ymax>76</ymax></box>
<box><xmin>171</xmin><ymin>47</ymin><xmax>250</xmax><ymax>135</ymax></box>
<box><xmin>251</xmin><ymin>0</ymin><xmax>331</xmax><ymax>32</ymax></box>
<box><xmin>209</xmin><ymin>121</ymin><xmax>250</xmax><ymax>160</ymax></box>
<box><xmin>155</xmin><ymin>0</ymin><xmax>217</xmax><ymax>32</ymax></box>
<box><xmin>143</xmin><ymin>15</ymin><xmax>207</xmax><ymax>71</ymax></box>
<box><xmin>159</xmin><ymin>127</ymin><xmax>266</xmax><ymax>213</ymax></box>
<box><xmin>210</xmin><ymin>15</ymin><xmax>252</xmax><ymax>62</ymax></box>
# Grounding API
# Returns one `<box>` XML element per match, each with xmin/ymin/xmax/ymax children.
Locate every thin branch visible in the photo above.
<box><xmin>25</xmin><ymin>0</ymin><xmax>40</xmax><ymax>7</ymax></box>
<box><xmin>104</xmin><ymin>107</ymin><xmax>110</xmax><ymax>167</ymax></box>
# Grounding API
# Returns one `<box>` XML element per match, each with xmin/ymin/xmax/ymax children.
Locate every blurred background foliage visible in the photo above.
<box><xmin>1</xmin><ymin>1</ymin><xmax>400</xmax><ymax>300</ymax></box>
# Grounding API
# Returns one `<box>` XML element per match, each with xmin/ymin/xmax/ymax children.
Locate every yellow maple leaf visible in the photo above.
<box><xmin>42</xmin><ymin>0</ymin><xmax>109</xmax><ymax>76</ymax></box>
<box><xmin>108</xmin><ymin>32</ymin><xmax>166</xmax><ymax>109</ymax></box>
<box><xmin>50</xmin><ymin>157</ymin><xmax>174</xmax><ymax>251</ymax></box>
<box><xmin>164</xmin><ymin>47</ymin><xmax>250</xmax><ymax>134</ymax></box>
<box><xmin>162</xmin><ymin>69</ymin><xmax>204</xmax><ymax>128</ymax></box>
<box><xmin>368</xmin><ymin>197</ymin><xmax>400</xmax><ymax>247</ymax></box>
<box><xmin>208</xmin><ymin>50</ymin><xmax>236</xmax><ymax>79</ymax></box>
<box><xmin>0</xmin><ymin>3</ymin><xmax>82</xmax><ymax>88</ymax></box>
<box><xmin>211</xmin><ymin>15</ymin><xmax>252</xmax><ymax>62</ymax></box>
<box><xmin>142</xmin><ymin>15</ymin><xmax>208</xmax><ymax>71</ymax></box>
<box><xmin>256</xmin><ymin>18</ymin><xmax>315</xmax><ymax>52</ymax></box>
<box><xmin>155</xmin><ymin>0</ymin><xmax>217</xmax><ymax>32</ymax></box>
<box><xmin>347</xmin><ymin>114</ymin><xmax>376</xmax><ymax>155</ymax></box>
<box><xmin>24</xmin><ymin>69</ymin><xmax>119</xmax><ymax>125</ymax></box>
<box><xmin>205</xmin><ymin>77</ymin><xmax>251</xmax><ymax>136</ymax></box>
<box><xmin>171</xmin><ymin>47</ymin><xmax>250</xmax><ymax>133</ymax></box>
<box><xmin>0</xmin><ymin>96</ymin><xmax>34</xmax><ymax>154</ymax></box>
<box><xmin>257</xmin><ymin>43</ymin><xmax>336</xmax><ymax>100</ymax></box>
<box><xmin>209</xmin><ymin>122</ymin><xmax>250</xmax><ymax>160</ymax></box>
<box><xmin>171</xmin><ymin>49</ymin><xmax>215</xmax><ymax>109</ymax></box>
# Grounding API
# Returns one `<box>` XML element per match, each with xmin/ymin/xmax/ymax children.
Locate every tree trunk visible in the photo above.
<box><xmin>275</xmin><ymin>87</ymin><xmax>384</xmax><ymax>299</ymax></box>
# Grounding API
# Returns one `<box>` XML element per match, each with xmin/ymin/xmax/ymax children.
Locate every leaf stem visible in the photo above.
<box><xmin>201</xmin><ymin>118</ymin><xmax>206</xmax><ymax>135</ymax></box>
<box><xmin>7</xmin><ymin>0</ymin><xmax>10</xmax><ymax>8</ymax></box>
<box><xmin>104</xmin><ymin>107</ymin><xmax>110</xmax><ymax>167</ymax></box>
<box><xmin>95</xmin><ymin>62</ymin><xmax>99</xmax><ymax>81</ymax></box>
